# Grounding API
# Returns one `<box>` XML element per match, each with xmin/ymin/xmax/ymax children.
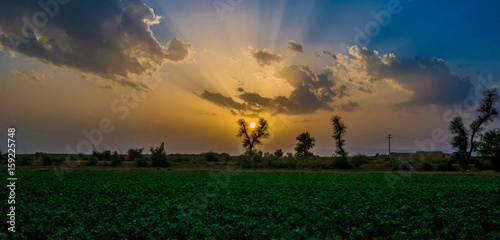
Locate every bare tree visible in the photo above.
<box><xmin>331</xmin><ymin>115</ymin><xmax>347</xmax><ymax>156</ymax></box>
<box><xmin>449</xmin><ymin>88</ymin><xmax>499</xmax><ymax>163</ymax></box>
<box><xmin>237</xmin><ymin>118</ymin><xmax>270</xmax><ymax>155</ymax></box>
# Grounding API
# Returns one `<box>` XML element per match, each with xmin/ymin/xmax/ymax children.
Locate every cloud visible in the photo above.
<box><xmin>288</xmin><ymin>41</ymin><xmax>303</xmax><ymax>52</ymax></box>
<box><xmin>330</xmin><ymin>46</ymin><xmax>472</xmax><ymax>106</ymax></box>
<box><xmin>200</xmin><ymin>64</ymin><xmax>347</xmax><ymax>115</ymax></box>
<box><xmin>340</xmin><ymin>101</ymin><xmax>360</xmax><ymax>112</ymax></box>
<box><xmin>10</xmin><ymin>68</ymin><xmax>51</xmax><ymax>83</ymax></box>
<box><xmin>323</xmin><ymin>51</ymin><xmax>336</xmax><ymax>59</ymax></box>
<box><xmin>251</xmin><ymin>49</ymin><xmax>282</xmax><ymax>67</ymax></box>
<box><xmin>99</xmin><ymin>84</ymin><xmax>113</xmax><ymax>90</ymax></box>
<box><xmin>0</xmin><ymin>0</ymin><xmax>193</xmax><ymax>82</ymax></box>
<box><xmin>199</xmin><ymin>90</ymin><xmax>246</xmax><ymax>110</ymax></box>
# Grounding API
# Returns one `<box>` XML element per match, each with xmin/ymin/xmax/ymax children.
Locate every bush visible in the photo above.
<box><xmin>150</xmin><ymin>142</ymin><xmax>170</xmax><ymax>167</ymax></box>
<box><xmin>135</xmin><ymin>157</ymin><xmax>148</xmax><ymax>167</ymax></box>
<box><xmin>389</xmin><ymin>158</ymin><xmax>412</xmax><ymax>171</ymax></box>
<box><xmin>42</xmin><ymin>155</ymin><xmax>55</xmax><ymax>166</ymax></box>
<box><xmin>452</xmin><ymin>152</ymin><xmax>468</xmax><ymax>169</ymax></box>
<box><xmin>274</xmin><ymin>149</ymin><xmax>283</xmax><ymax>157</ymax></box>
<box><xmin>203</xmin><ymin>151</ymin><xmax>219</xmax><ymax>162</ymax></box>
<box><xmin>437</xmin><ymin>160</ymin><xmax>459</xmax><ymax>171</ymax></box>
<box><xmin>172</xmin><ymin>155</ymin><xmax>189</xmax><ymax>162</ymax></box>
<box><xmin>19</xmin><ymin>155</ymin><xmax>31</xmax><ymax>166</ymax></box>
<box><xmin>421</xmin><ymin>161</ymin><xmax>433</xmax><ymax>171</ymax></box>
<box><xmin>110</xmin><ymin>151</ymin><xmax>122</xmax><ymax>166</ymax></box>
<box><xmin>475</xmin><ymin>159</ymin><xmax>493</xmax><ymax>170</ymax></box>
<box><xmin>351</xmin><ymin>154</ymin><xmax>369</xmax><ymax>168</ymax></box>
<box><xmin>127</xmin><ymin>148</ymin><xmax>144</xmax><ymax>162</ymax></box>
<box><xmin>92</xmin><ymin>150</ymin><xmax>111</xmax><ymax>162</ymax></box>
<box><xmin>85</xmin><ymin>156</ymin><xmax>99</xmax><ymax>166</ymax></box>
<box><xmin>330</xmin><ymin>156</ymin><xmax>350</xmax><ymax>169</ymax></box>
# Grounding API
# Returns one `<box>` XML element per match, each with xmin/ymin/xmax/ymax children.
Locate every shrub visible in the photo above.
<box><xmin>135</xmin><ymin>157</ymin><xmax>148</xmax><ymax>167</ymax></box>
<box><xmin>110</xmin><ymin>151</ymin><xmax>122</xmax><ymax>166</ymax></box>
<box><xmin>203</xmin><ymin>151</ymin><xmax>219</xmax><ymax>162</ymax></box>
<box><xmin>330</xmin><ymin>156</ymin><xmax>350</xmax><ymax>169</ymax></box>
<box><xmin>172</xmin><ymin>155</ymin><xmax>189</xmax><ymax>162</ymax></box>
<box><xmin>42</xmin><ymin>154</ymin><xmax>55</xmax><ymax>166</ymax></box>
<box><xmin>150</xmin><ymin>142</ymin><xmax>169</xmax><ymax>167</ymax></box>
<box><xmin>452</xmin><ymin>152</ymin><xmax>468</xmax><ymax>169</ymax></box>
<box><xmin>389</xmin><ymin>158</ymin><xmax>412</xmax><ymax>171</ymax></box>
<box><xmin>475</xmin><ymin>159</ymin><xmax>493</xmax><ymax>170</ymax></box>
<box><xmin>92</xmin><ymin>150</ymin><xmax>111</xmax><ymax>162</ymax></box>
<box><xmin>351</xmin><ymin>154</ymin><xmax>369</xmax><ymax>168</ymax></box>
<box><xmin>238</xmin><ymin>154</ymin><xmax>254</xmax><ymax>168</ymax></box>
<box><xmin>85</xmin><ymin>155</ymin><xmax>99</xmax><ymax>166</ymax></box>
<box><xmin>127</xmin><ymin>148</ymin><xmax>144</xmax><ymax>162</ymax></box>
<box><xmin>437</xmin><ymin>160</ymin><xmax>459</xmax><ymax>171</ymax></box>
<box><xmin>274</xmin><ymin>149</ymin><xmax>284</xmax><ymax>157</ymax></box>
<box><xmin>19</xmin><ymin>155</ymin><xmax>31</xmax><ymax>166</ymax></box>
<box><xmin>421</xmin><ymin>161</ymin><xmax>433</xmax><ymax>171</ymax></box>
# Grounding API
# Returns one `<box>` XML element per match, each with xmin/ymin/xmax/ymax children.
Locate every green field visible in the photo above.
<box><xmin>3</xmin><ymin>170</ymin><xmax>500</xmax><ymax>239</ymax></box>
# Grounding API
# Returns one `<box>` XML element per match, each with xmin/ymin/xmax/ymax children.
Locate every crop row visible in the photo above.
<box><xmin>2</xmin><ymin>171</ymin><xmax>500</xmax><ymax>239</ymax></box>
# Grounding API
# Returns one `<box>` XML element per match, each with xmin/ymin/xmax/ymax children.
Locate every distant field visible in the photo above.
<box><xmin>3</xmin><ymin>171</ymin><xmax>500</xmax><ymax>239</ymax></box>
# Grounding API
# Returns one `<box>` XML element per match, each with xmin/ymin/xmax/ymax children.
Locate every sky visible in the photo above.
<box><xmin>0</xmin><ymin>0</ymin><xmax>499</xmax><ymax>156</ymax></box>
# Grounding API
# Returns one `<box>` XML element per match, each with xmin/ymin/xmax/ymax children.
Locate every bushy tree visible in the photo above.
<box><xmin>237</xmin><ymin>118</ymin><xmax>270</xmax><ymax>155</ymax></box>
<box><xmin>274</xmin><ymin>149</ymin><xmax>284</xmax><ymax>157</ymax></box>
<box><xmin>449</xmin><ymin>116</ymin><xmax>469</xmax><ymax>154</ymax></box>
<box><xmin>92</xmin><ymin>150</ymin><xmax>111</xmax><ymax>162</ymax></box>
<box><xmin>150</xmin><ymin>142</ymin><xmax>169</xmax><ymax>167</ymax></box>
<box><xmin>127</xmin><ymin>148</ymin><xmax>144</xmax><ymax>162</ymax></box>
<box><xmin>110</xmin><ymin>151</ymin><xmax>122</xmax><ymax>166</ymax></box>
<box><xmin>476</xmin><ymin>129</ymin><xmax>500</xmax><ymax>171</ymax></box>
<box><xmin>331</xmin><ymin>115</ymin><xmax>347</xmax><ymax>156</ymax></box>
<box><xmin>295</xmin><ymin>132</ymin><xmax>316</xmax><ymax>157</ymax></box>
<box><xmin>449</xmin><ymin>88</ymin><xmax>499</xmax><ymax>163</ymax></box>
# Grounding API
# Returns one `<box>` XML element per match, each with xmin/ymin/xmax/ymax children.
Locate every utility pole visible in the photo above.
<box><xmin>386</xmin><ymin>134</ymin><xmax>392</xmax><ymax>155</ymax></box>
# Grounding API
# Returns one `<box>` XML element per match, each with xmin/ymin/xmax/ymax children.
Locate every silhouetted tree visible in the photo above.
<box><xmin>110</xmin><ymin>151</ymin><xmax>122</xmax><ymax>166</ymax></box>
<box><xmin>127</xmin><ymin>148</ymin><xmax>144</xmax><ymax>161</ymax></box>
<box><xmin>150</xmin><ymin>142</ymin><xmax>169</xmax><ymax>167</ymax></box>
<box><xmin>449</xmin><ymin>116</ymin><xmax>469</xmax><ymax>154</ymax></box>
<box><xmin>237</xmin><ymin>118</ymin><xmax>270</xmax><ymax>155</ymax></box>
<box><xmin>331</xmin><ymin>115</ymin><xmax>347</xmax><ymax>156</ymax></box>
<box><xmin>476</xmin><ymin>129</ymin><xmax>500</xmax><ymax>171</ymax></box>
<box><xmin>449</xmin><ymin>88</ymin><xmax>499</xmax><ymax>164</ymax></box>
<box><xmin>274</xmin><ymin>149</ymin><xmax>284</xmax><ymax>157</ymax></box>
<box><xmin>295</xmin><ymin>132</ymin><xmax>316</xmax><ymax>157</ymax></box>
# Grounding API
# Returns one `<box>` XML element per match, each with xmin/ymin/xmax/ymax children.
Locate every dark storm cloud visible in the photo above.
<box><xmin>335</xmin><ymin>46</ymin><xmax>472</xmax><ymax>106</ymax></box>
<box><xmin>199</xmin><ymin>90</ymin><xmax>245</xmax><ymax>110</ymax></box>
<box><xmin>288</xmin><ymin>41</ymin><xmax>303</xmax><ymax>52</ymax></box>
<box><xmin>251</xmin><ymin>49</ymin><xmax>282</xmax><ymax>67</ymax></box>
<box><xmin>200</xmin><ymin>64</ymin><xmax>348</xmax><ymax>115</ymax></box>
<box><xmin>0</xmin><ymin>0</ymin><xmax>192</xmax><ymax>82</ymax></box>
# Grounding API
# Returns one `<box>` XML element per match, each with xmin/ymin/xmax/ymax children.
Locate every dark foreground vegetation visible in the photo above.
<box><xmin>1</xmin><ymin>171</ymin><xmax>499</xmax><ymax>239</ymax></box>
<box><xmin>5</xmin><ymin>149</ymin><xmax>499</xmax><ymax>172</ymax></box>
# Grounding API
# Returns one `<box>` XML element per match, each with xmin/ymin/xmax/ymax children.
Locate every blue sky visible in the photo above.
<box><xmin>0</xmin><ymin>0</ymin><xmax>499</xmax><ymax>155</ymax></box>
